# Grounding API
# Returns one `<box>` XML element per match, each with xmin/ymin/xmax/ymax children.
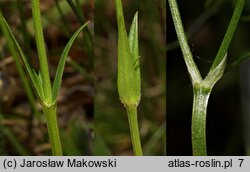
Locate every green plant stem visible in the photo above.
<box><xmin>192</xmin><ymin>86</ymin><xmax>211</xmax><ymax>156</ymax></box>
<box><xmin>126</xmin><ymin>106</ymin><xmax>143</xmax><ymax>156</ymax></box>
<box><xmin>43</xmin><ymin>105</ymin><xmax>62</xmax><ymax>156</ymax></box>
<box><xmin>115</xmin><ymin>0</ymin><xmax>142</xmax><ymax>155</ymax></box>
<box><xmin>211</xmin><ymin>0</ymin><xmax>245</xmax><ymax>70</ymax></box>
<box><xmin>31</xmin><ymin>1</ymin><xmax>62</xmax><ymax>155</ymax></box>
<box><xmin>31</xmin><ymin>0</ymin><xmax>52</xmax><ymax>102</ymax></box>
<box><xmin>168</xmin><ymin>0</ymin><xmax>202</xmax><ymax>84</ymax></box>
<box><xmin>169</xmin><ymin>0</ymin><xmax>244</xmax><ymax>156</ymax></box>
<box><xmin>26</xmin><ymin>0</ymin><xmax>86</xmax><ymax>36</ymax></box>
<box><xmin>167</xmin><ymin>0</ymin><xmax>224</xmax><ymax>52</ymax></box>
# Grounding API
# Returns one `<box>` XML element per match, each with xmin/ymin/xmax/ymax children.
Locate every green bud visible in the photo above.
<box><xmin>115</xmin><ymin>0</ymin><xmax>141</xmax><ymax>107</ymax></box>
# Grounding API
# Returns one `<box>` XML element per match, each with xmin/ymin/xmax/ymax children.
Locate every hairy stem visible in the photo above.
<box><xmin>169</xmin><ymin>0</ymin><xmax>244</xmax><ymax>156</ymax></box>
<box><xmin>192</xmin><ymin>86</ymin><xmax>211</xmax><ymax>156</ymax></box>
<box><xmin>168</xmin><ymin>0</ymin><xmax>202</xmax><ymax>84</ymax></box>
<box><xmin>126</xmin><ymin>106</ymin><xmax>143</xmax><ymax>156</ymax></box>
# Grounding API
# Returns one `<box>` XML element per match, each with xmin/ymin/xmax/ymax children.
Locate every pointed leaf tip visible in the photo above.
<box><xmin>52</xmin><ymin>22</ymin><xmax>89</xmax><ymax>102</ymax></box>
<box><xmin>129</xmin><ymin>12</ymin><xmax>139</xmax><ymax>58</ymax></box>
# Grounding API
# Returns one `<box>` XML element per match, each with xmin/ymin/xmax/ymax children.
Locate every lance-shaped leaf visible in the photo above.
<box><xmin>128</xmin><ymin>12</ymin><xmax>141</xmax><ymax>103</ymax></box>
<box><xmin>116</xmin><ymin>0</ymin><xmax>141</xmax><ymax>107</ymax></box>
<box><xmin>52</xmin><ymin>22</ymin><xmax>89</xmax><ymax>102</ymax></box>
<box><xmin>0</xmin><ymin>15</ymin><xmax>44</xmax><ymax>101</ymax></box>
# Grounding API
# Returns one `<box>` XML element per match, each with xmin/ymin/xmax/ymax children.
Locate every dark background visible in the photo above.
<box><xmin>167</xmin><ymin>0</ymin><xmax>250</xmax><ymax>155</ymax></box>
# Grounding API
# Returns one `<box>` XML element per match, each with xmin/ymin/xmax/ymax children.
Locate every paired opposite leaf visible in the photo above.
<box><xmin>0</xmin><ymin>12</ymin><xmax>89</xmax><ymax>104</ymax></box>
<box><xmin>115</xmin><ymin>0</ymin><xmax>141</xmax><ymax>107</ymax></box>
<box><xmin>52</xmin><ymin>22</ymin><xmax>89</xmax><ymax>102</ymax></box>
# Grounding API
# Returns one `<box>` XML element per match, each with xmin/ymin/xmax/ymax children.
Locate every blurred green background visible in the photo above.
<box><xmin>94</xmin><ymin>0</ymin><xmax>166</xmax><ymax>155</ymax></box>
<box><xmin>167</xmin><ymin>0</ymin><xmax>250</xmax><ymax>155</ymax></box>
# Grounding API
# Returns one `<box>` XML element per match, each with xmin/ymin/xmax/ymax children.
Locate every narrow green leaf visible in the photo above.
<box><xmin>32</xmin><ymin>69</ymin><xmax>44</xmax><ymax>100</ymax></box>
<box><xmin>210</xmin><ymin>0</ymin><xmax>245</xmax><ymax>70</ymax></box>
<box><xmin>129</xmin><ymin>12</ymin><xmax>139</xmax><ymax>59</ymax></box>
<box><xmin>128</xmin><ymin>12</ymin><xmax>141</xmax><ymax>102</ymax></box>
<box><xmin>52</xmin><ymin>22</ymin><xmax>89</xmax><ymax>102</ymax></box>
<box><xmin>0</xmin><ymin>16</ymin><xmax>44</xmax><ymax>100</ymax></box>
